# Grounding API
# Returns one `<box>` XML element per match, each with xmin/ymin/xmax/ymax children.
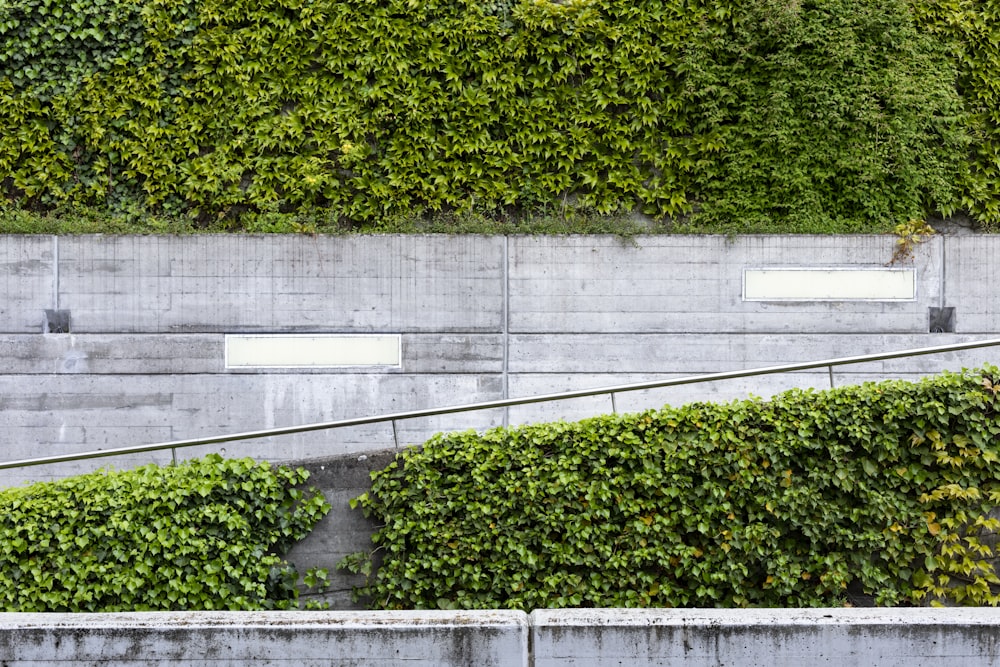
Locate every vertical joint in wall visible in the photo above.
<box><xmin>502</xmin><ymin>235</ymin><xmax>510</xmax><ymax>428</ymax></box>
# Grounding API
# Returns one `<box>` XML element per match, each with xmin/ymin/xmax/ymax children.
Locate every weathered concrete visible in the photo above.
<box><xmin>0</xmin><ymin>609</ymin><xmax>998</xmax><ymax>665</ymax></box>
<box><xmin>1</xmin><ymin>234</ymin><xmax>999</xmax><ymax>486</ymax></box>
<box><xmin>530</xmin><ymin>608</ymin><xmax>1000</xmax><ymax>666</ymax></box>
<box><xmin>0</xmin><ymin>332</ymin><xmax>504</xmax><ymax>374</ymax></box>
<box><xmin>508</xmin><ymin>235</ymin><xmax>942</xmax><ymax>333</ymax></box>
<box><xmin>55</xmin><ymin>235</ymin><xmax>505</xmax><ymax>333</ymax></box>
<box><xmin>0</xmin><ymin>235</ymin><xmax>53</xmax><ymax>333</ymax></box>
<box><xmin>286</xmin><ymin>451</ymin><xmax>398</xmax><ymax>610</ymax></box>
<box><xmin>0</xmin><ymin>610</ymin><xmax>529</xmax><ymax>666</ymax></box>
<box><xmin>945</xmin><ymin>235</ymin><xmax>1000</xmax><ymax>332</ymax></box>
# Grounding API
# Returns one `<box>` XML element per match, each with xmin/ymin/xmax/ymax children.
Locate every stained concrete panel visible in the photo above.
<box><xmin>509</xmin><ymin>235</ymin><xmax>941</xmax><ymax>334</ymax></box>
<box><xmin>0</xmin><ymin>373</ymin><xmax>505</xmax><ymax>485</ymax></box>
<box><xmin>943</xmin><ymin>235</ymin><xmax>1000</xmax><ymax>332</ymax></box>
<box><xmin>530</xmin><ymin>608</ymin><xmax>1000</xmax><ymax>667</ymax></box>
<box><xmin>508</xmin><ymin>333</ymin><xmax>1000</xmax><ymax>374</ymax></box>
<box><xmin>0</xmin><ymin>611</ymin><xmax>529</xmax><ymax>666</ymax></box>
<box><xmin>57</xmin><ymin>235</ymin><xmax>504</xmax><ymax>333</ymax></box>
<box><xmin>284</xmin><ymin>451</ymin><xmax>399</xmax><ymax>609</ymax></box>
<box><xmin>0</xmin><ymin>235</ymin><xmax>54</xmax><ymax>333</ymax></box>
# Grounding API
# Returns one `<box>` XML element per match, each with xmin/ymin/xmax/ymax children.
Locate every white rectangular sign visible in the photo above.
<box><xmin>225</xmin><ymin>334</ymin><xmax>401</xmax><ymax>368</ymax></box>
<box><xmin>743</xmin><ymin>268</ymin><xmax>915</xmax><ymax>301</ymax></box>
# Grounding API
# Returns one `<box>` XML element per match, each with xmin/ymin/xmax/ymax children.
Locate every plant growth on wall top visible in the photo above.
<box><xmin>1</xmin><ymin>0</ymin><xmax>996</xmax><ymax>232</ymax></box>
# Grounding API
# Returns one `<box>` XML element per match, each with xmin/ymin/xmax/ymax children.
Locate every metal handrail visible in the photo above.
<box><xmin>3</xmin><ymin>337</ymin><xmax>1000</xmax><ymax>471</ymax></box>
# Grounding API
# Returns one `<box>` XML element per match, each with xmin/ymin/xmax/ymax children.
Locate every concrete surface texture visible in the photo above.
<box><xmin>0</xmin><ymin>610</ymin><xmax>529</xmax><ymax>666</ymax></box>
<box><xmin>530</xmin><ymin>608</ymin><xmax>1000</xmax><ymax>666</ymax></box>
<box><xmin>0</xmin><ymin>609</ymin><xmax>998</xmax><ymax>666</ymax></box>
<box><xmin>286</xmin><ymin>452</ymin><xmax>396</xmax><ymax>610</ymax></box>
<box><xmin>1</xmin><ymin>234</ymin><xmax>999</xmax><ymax>487</ymax></box>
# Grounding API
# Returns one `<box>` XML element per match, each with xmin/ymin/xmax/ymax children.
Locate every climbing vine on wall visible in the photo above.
<box><xmin>0</xmin><ymin>455</ymin><xmax>330</xmax><ymax>611</ymax></box>
<box><xmin>345</xmin><ymin>367</ymin><xmax>1000</xmax><ymax>609</ymax></box>
<box><xmin>1</xmin><ymin>0</ymin><xmax>995</xmax><ymax>230</ymax></box>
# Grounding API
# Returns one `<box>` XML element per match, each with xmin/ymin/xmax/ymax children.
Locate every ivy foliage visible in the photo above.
<box><xmin>681</xmin><ymin>0</ymin><xmax>969</xmax><ymax>231</ymax></box>
<box><xmin>0</xmin><ymin>0</ymin><xmax>148</xmax><ymax>95</ymax></box>
<box><xmin>1</xmin><ymin>0</ymin><xmax>992</xmax><ymax>230</ymax></box>
<box><xmin>0</xmin><ymin>455</ymin><xmax>330</xmax><ymax>611</ymax></box>
<box><xmin>345</xmin><ymin>367</ymin><xmax>1000</xmax><ymax>610</ymax></box>
<box><xmin>909</xmin><ymin>0</ymin><xmax>1000</xmax><ymax>228</ymax></box>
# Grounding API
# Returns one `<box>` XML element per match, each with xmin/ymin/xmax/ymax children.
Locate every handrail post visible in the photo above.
<box><xmin>610</xmin><ymin>392</ymin><xmax>618</xmax><ymax>414</ymax></box>
<box><xmin>828</xmin><ymin>365</ymin><xmax>835</xmax><ymax>389</ymax></box>
<box><xmin>391</xmin><ymin>419</ymin><xmax>399</xmax><ymax>449</ymax></box>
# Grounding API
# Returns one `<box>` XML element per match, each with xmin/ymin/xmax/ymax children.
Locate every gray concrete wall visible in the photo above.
<box><xmin>1</xmin><ymin>609</ymin><xmax>999</xmax><ymax>666</ymax></box>
<box><xmin>529</xmin><ymin>608</ymin><xmax>1000</xmax><ymax>666</ymax></box>
<box><xmin>0</xmin><ymin>610</ymin><xmax>529</xmax><ymax>666</ymax></box>
<box><xmin>287</xmin><ymin>452</ymin><xmax>397</xmax><ymax>610</ymax></box>
<box><xmin>1</xmin><ymin>234</ymin><xmax>999</xmax><ymax>486</ymax></box>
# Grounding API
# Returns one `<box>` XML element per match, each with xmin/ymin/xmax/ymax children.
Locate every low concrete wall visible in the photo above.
<box><xmin>0</xmin><ymin>610</ymin><xmax>529</xmax><ymax>666</ymax></box>
<box><xmin>1</xmin><ymin>609</ymin><xmax>998</xmax><ymax>666</ymax></box>
<box><xmin>531</xmin><ymin>608</ymin><xmax>1000</xmax><ymax>666</ymax></box>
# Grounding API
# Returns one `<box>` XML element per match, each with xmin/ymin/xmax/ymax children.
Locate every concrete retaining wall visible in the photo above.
<box><xmin>285</xmin><ymin>452</ymin><xmax>397</xmax><ymax>610</ymax></box>
<box><xmin>1</xmin><ymin>234</ymin><xmax>999</xmax><ymax>486</ymax></box>
<box><xmin>1</xmin><ymin>609</ymin><xmax>998</xmax><ymax>666</ymax></box>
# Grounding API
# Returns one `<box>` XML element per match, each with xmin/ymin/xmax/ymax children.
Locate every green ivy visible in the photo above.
<box><xmin>2</xmin><ymin>0</ymin><xmax>992</xmax><ymax>231</ymax></box>
<box><xmin>909</xmin><ymin>0</ymin><xmax>1000</xmax><ymax>230</ymax></box>
<box><xmin>0</xmin><ymin>0</ymin><xmax>148</xmax><ymax>96</ymax></box>
<box><xmin>0</xmin><ymin>455</ymin><xmax>330</xmax><ymax>611</ymax></box>
<box><xmin>345</xmin><ymin>367</ymin><xmax>1000</xmax><ymax>609</ymax></box>
<box><xmin>680</xmin><ymin>0</ymin><xmax>969</xmax><ymax>231</ymax></box>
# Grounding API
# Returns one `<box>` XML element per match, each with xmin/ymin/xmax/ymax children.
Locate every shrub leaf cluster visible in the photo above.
<box><xmin>346</xmin><ymin>367</ymin><xmax>1000</xmax><ymax>609</ymax></box>
<box><xmin>1</xmin><ymin>0</ymin><xmax>995</xmax><ymax>231</ymax></box>
<box><xmin>0</xmin><ymin>455</ymin><xmax>330</xmax><ymax>611</ymax></box>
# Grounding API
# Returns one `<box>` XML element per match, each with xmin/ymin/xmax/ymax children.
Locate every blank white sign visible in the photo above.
<box><xmin>225</xmin><ymin>334</ymin><xmax>401</xmax><ymax>368</ymax></box>
<box><xmin>743</xmin><ymin>268</ymin><xmax>915</xmax><ymax>301</ymax></box>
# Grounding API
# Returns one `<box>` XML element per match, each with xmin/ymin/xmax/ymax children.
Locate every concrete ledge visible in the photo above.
<box><xmin>2</xmin><ymin>609</ymin><xmax>999</xmax><ymax>665</ymax></box>
<box><xmin>530</xmin><ymin>608</ymin><xmax>1000</xmax><ymax>666</ymax></box>
<box><xmin>0</xmin><ymin>610</ymin><xmax>529</xmax><ymax>666</ymax></box>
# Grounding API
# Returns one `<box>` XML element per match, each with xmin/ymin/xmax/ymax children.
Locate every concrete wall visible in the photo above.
<box><xmin>530</xmin><ymin>608</ymin><xmax>1000</xmax><ymax>666</ymax></box>
<box><xmin>0</xmin><ymin>610</ymin><xmax>529</xmax><ymax>666</ymax></box>
<box><xmin>286</xmin><ymin>452</ymin><xmax>397</xmax><ymax>610</ymax></box>
<box><xmin>1</xmin><ymin>234</ymin><xmax>999</xmax><ymax>486</ymax></box>
<box><xmin>1</xmin><ymin>609</ymin><xmax>999</xmax><ymax>666</ymax></box>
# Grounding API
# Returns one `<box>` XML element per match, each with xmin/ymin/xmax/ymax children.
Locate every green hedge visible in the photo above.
<box><xmin>0</xmin><ymin>455</ymin><xmax>330</xmax><ymax>611</ymax></box>
<box><xmin>345</xmin><ymin>367</ymin><xmax>1000</xmax><ymax>609</ymax></box>
<box><xmin>1</xmin><ymin>0</ymin><xmax>994</xmax><ymax>231</ymax></box>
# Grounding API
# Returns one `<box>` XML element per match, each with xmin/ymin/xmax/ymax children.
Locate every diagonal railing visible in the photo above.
<box><xmin>2</xmin><ymin>337</ymin><xmax>1000</xmax><ymax>471</ymax></box>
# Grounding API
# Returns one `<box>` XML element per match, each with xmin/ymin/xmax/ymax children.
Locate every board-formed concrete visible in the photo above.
<box><xmin>507</xmin><ymin>234</ymin><xmax>943</xmax><ymax>333</ymax></box>
<box><xmin>0</xmin><ymin>235</ymin><xmax>53</xmax><ymax>333</ymax></box>
<box><xmin>1</xmin><ymin>234</ymin><xmax>998</xmax><ymax>486</ymax></box>
<box><xmin>54</xmin><ymin>234</ymin><xmax>505</xmax><ymax>333</ymax></box>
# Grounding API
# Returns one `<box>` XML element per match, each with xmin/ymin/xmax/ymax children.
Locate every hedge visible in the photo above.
<box><xmin>344</xmin><ymin>367</ymin><xmax>1000</xmax><ymax>609</ymax></box>
<box><xmin>1</xmin><ymin>0</ymin><xmax>995</xmax><ymax>231</ymax></box>
<box><xmin>0</xmin><ymin>455</ymin><xmax>330</xmax><ymax>611</ymax></box>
